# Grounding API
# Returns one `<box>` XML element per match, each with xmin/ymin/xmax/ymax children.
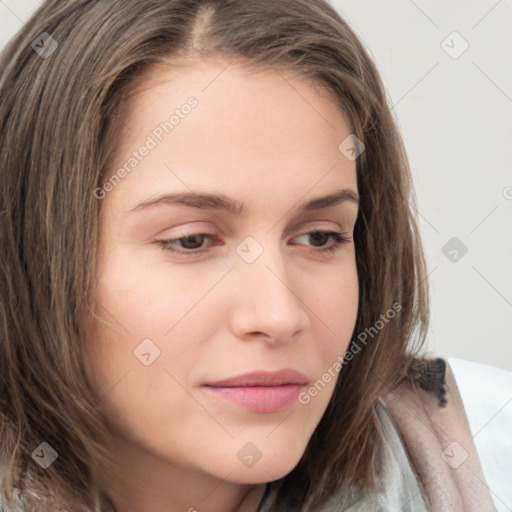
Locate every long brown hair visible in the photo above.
<box><xmin>0</xmin><ymin>0</ymin><xmax>429</xmax><ymax>510</ymax></box>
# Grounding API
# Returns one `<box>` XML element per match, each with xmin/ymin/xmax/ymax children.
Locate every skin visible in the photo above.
<box><xmin>83</xmin><ymin>57</ymin><xmax>360</xmax><ymax>512</ymax></box>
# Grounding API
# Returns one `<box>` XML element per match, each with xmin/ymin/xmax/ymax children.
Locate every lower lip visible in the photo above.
<box><xmin>202</xmin><ymin>384</ymin><xmax>305</xmax><ymax>413</ymax></box>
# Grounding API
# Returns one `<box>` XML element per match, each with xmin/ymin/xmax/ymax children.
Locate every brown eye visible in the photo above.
<box><xmin>293</xmin><ymin>230</ymin><xmax>350</xmax><ymax>254</ymax></box>
<box><xmin>155</xmin><ymin>233</ymin><xmax>215</xmax><ymax>254</ymax></box>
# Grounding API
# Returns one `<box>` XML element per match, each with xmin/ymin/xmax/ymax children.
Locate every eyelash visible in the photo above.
<box><xmin>154</xmin><ymin>230</ymin><xmax>351</xmax><ymax>256</ymax></box>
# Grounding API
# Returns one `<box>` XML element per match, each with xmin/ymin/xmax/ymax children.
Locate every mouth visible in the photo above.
<box><xmin>202</xmin><ymin>384</ymin><xmax>306</xmax><ymax>413</ymax></box>
<box><xmin>201</xmin><ymin>369</ymin><xmax>308</xmax><ymax>413</ymax></box>
<box><xmin>203</xmin><ymin>368</ymin><xmax>309</xmax><ymax>387</ymax></box>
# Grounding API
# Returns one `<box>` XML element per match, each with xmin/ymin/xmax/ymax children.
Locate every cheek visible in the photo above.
<box><xmin>92</xmin><ymin>250</ymin><xmax>196</xmax><ymax>339</ymax></box>
<box><xmin>296</xmin><ymin>267</ymin><xmax>358</xmax><ymax>415</ymax></box>
<box><xmin>83</xmin><ymin>251</ymin><xmax>220</xmax><ymax>396</ymax></box>
<box><xmin>310</xmin><ymin>260</ymin><xmax>359</xmax><ymax>350</ymax></box>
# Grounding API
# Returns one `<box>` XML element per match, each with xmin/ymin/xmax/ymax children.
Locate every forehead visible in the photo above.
<box><xmin>115</xmin><ymin>57</ymin><xmax>353</xmax><ymax>146</ymax></box>
<box><xmin>103</xmin><ymin>58</ymin><xmax>357</xmax><ymax>212</ymax></box>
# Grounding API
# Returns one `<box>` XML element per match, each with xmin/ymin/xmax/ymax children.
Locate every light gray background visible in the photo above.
<box><xmin>1</xmin><ymin>0</ymin><xmax>511</xmax><ymax>370</ymax></box>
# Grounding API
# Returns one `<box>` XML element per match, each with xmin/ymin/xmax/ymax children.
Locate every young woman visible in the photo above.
<box><xmin>0</xmin><ymin>1</ymin><xmax>495</xmax><ymax>511</ymax></box>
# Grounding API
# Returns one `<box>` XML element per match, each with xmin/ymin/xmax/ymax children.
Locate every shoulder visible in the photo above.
<box><xmin>380</xmin><ymin>356</ymin><xmax>495</xmax><ymax>512</ymax></box>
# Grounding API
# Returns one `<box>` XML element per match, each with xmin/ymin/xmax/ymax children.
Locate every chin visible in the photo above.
<box><xmin>221</xmin><ymin>450</ymin><xmax>305</xmax><ymax>485</ymax></box>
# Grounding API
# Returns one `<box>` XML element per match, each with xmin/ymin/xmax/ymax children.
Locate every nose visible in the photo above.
<box><xmin>228</xmin><ymin>238</ymin><xmax>310</xmax><ymax>345</ymax></box>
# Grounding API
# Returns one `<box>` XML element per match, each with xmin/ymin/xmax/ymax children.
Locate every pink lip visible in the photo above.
<box><xmin>202</xmin><ymin>369</ymin><xmax>308</xmax><ymax>413</ymax></box>
<box><xmin>204</xmin><ymin>369</ymin><xmax>308</xmax><ymax>387</ymax></box>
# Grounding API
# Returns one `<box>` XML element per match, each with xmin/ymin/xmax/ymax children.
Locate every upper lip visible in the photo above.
<box><xmin>203</xmin><ymin>369</ymin><xmax>308</xmax><ymax>387</ymax></box>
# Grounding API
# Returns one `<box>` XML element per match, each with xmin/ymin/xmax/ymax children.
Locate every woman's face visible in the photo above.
<box><xmin>84</xmin><ymin>58</ymin><xmax>359</xmax><ymax>489</ymax></box>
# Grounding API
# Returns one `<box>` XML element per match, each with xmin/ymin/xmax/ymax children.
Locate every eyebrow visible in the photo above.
<box><xmin>128</xmin><ymin>187</ymin><xmax>359</xmax><ymax>216</ymax></box>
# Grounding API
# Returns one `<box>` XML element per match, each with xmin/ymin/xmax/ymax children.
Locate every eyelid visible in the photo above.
<box><xmin>295</xmin><ymin>219</ymin><xmax>353</xmax><ymax>236</ymax></box>
<box><xmin>159</xmin><ymin>219</ymin><xmax>349</xmax><ymax>241</ymax></box>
